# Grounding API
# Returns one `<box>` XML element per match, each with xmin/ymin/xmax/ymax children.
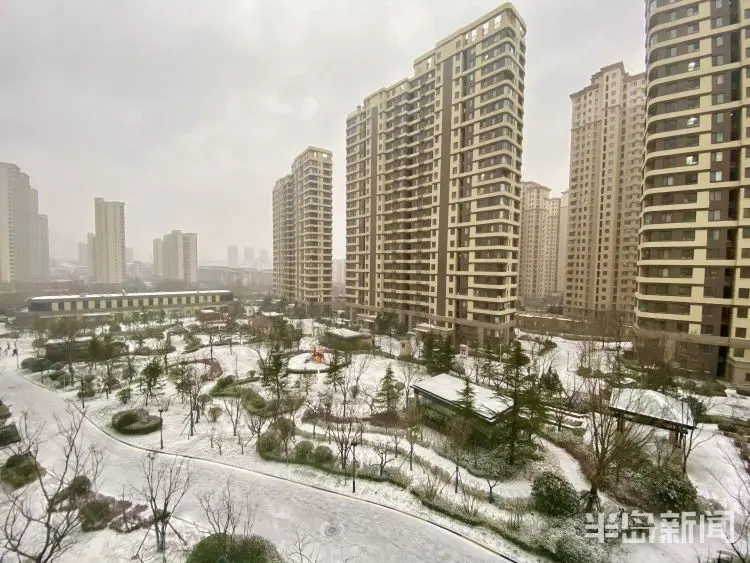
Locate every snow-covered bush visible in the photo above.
<box><xmin>116</xmin><ymin>387</ymin><xmax>131</xmax><ymax>404</ymax></box>
<box><xmin>207</xmin><ymin>405</ymin><xmax>223</xmax><ymax>422</ymax></box>
<box><xmin>294</xmin><ymin>440</ymin><xmax>314</xmax><ymax>462</ymax></box>
<box><xmin>531</xmin><ymin>471</ymin><xmax>579</xmax><ymax>518</ymax></box>
<box><xmin>312</xmin><ymin>445</ymin><xmax>334</xmax><ymax>466</ymax></box>
<box><xmin>188</xmin><ymin>533</ymin><xmax>282</xmax><ymax>563</ymax></box>
<box><xmin>639</xmin><ymin>466</ymin><xmax>698</xmax><ymax>513</ymax></box>
<box><xmin>258</xmin><ymin>431</ymin><xmax>280</xmax><ymax>455</ymax></box>
<box><xmin>555</xmin><ymin>532</ymin><xmax>608</xmax><ymax>563</ymax></box>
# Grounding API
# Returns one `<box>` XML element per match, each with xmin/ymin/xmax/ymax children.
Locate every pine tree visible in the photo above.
<box><xmin>421</xmin><ymin>334</ymin><xmax>435</xmax><ymax>373</ymax></box>
<box><xmin>436</xmin><ymin>336</ymin><xmax>456</xmax><ymax>374</ymax></box>
<box><xmin>325</xmin><ymin>349</ymin><xmax>345</xmax><ymax>391</ymax></box>
<box><xmin>455</xmin><ymin>376</ymin><xmax>476</xmax><ymax>421</ymax></box>
<box><xmin>376</xmin><ymin>364</ymin><xmax>400</xmax><ymax>414</ymax></box>
<box><xmin>140</xmin><ymin>359</ymin><xmax>164</xmax><ymax>406</ymax></box>
<box><xmin>493</xmin><ymin>341</ymin><xmax>544</xmax><ymax>467</ymax></box>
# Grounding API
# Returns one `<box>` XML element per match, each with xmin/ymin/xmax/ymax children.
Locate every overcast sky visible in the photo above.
<box><xmin>0</xmin><ymin>0</ymin><xmax>644</xmax><ymax>263</ymax></box>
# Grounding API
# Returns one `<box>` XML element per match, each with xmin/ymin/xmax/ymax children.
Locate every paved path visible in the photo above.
<box><xmin>0</xmin><ymin>366</ymin><xmax>507</xmax><ymax>562</ymax></box>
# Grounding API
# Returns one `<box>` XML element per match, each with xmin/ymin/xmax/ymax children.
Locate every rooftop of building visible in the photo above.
<box><xmin>28</xmin><ymin>289</ymin><xmax>233</xmax><ymax>303</ymax></box>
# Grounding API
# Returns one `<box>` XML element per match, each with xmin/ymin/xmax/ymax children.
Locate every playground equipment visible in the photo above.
<box><xmin>309</xmin><ymin>346</ymin><xmax>325</xmax><ymax>364</ymax></box>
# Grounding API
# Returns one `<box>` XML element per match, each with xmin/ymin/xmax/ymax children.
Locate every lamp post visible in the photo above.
<box><xmin>158</xmin><ymin>407</ymin><xmax>164</xmax><ymax>450</ymax></box>
<box><xmin>351</xmin><ymin>440</ymin><xmax>358</xmax><ymax>493</ymax></box>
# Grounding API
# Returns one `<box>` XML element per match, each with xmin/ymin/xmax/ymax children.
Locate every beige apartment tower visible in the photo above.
<box><xmin>272</xmin><ymin>147</ymin><xmax>333</xmax><ymax>304</ymax></box>
<box><xmin>158</xmin><ymin>230</ymin><xmax>198</xmax><ymax>283</ymax></box>
<box><xmin>637</xmin><ymin>0</ymin><xmax>750</xmax><ymax>381</ymax></box>
<box><xmin>565</xmin><ymin>62</ymin><xmax>646</xmax><ymax>317</ymax></box>
<box><xmin>345</xmin><ymin>4</ymin><xmax>526</xmax><ymax>346</ymax></box>
<box><xmin>93</xmin><ymin>198</ymin><xmax>126</xmax><ymax>285</ymax></box>
<box><xmin>557</xmin><ymin>191</ymin><xmax>570</xmax><ymax>293</ymax></box>
<box><xmin>519</xmin><ymin>182</ymin><xmax>561</xmax><ymax>305</ymax></box>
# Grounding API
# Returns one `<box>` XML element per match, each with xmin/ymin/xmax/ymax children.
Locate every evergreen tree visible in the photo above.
<box><xmin>325</xmin><ymin>349</ymin><xmax>345</xmax><ymax>392</ymax></box>
<box><xmin>140</xmin><ymin>359</ymin><xmax>164</xmax><ymax>406</ymax></box>
<box><xmin>376</xmin><ymin>364</ymin><xmax>401</xmax><ymax>414</ymax></box>
<box><xmin>421</xmin><ymin>333</ymin><xmax>435</xmax><ymax>372</ymax></box>
<box><xmin>455</xmin><ymin>376</ymin><xmax>476</xmax><ymax>421</ymax></box>
<box><xmin>493</xmin><ymin>341</ymin><xmax>544</xmax><ymax>466</ymax></box>
<box><xmin>436</xmin><ymin>336</ymin><xmax>456</xmax><ymax>374</ymax></box>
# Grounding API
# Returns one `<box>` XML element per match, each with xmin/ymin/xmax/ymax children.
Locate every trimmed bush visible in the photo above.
<box><xmin>20</xmin><ymin>357</ymin><xmax>37</xmax><ymax>370</ymax></box>
<box><xmin>555</xmin><ymin>533</ymin><xmax>604</xmax><ymax>563</ymax></box>
<box><xmin>53</xmin><ymin>475</ymin><xmax>91</xmax><ymax>507</ymax></box>
<box><xmin>312</xmin><ymin>445</ymin><xmax>334</xmax><ymax>466</ymax></box>
<box><xmin>111</xmin><ymin>409</ymin><xmax>162</xmax><ymax>435</ymax></box>
<box><xmin>116</xmin><ymin>387</ymin><xmax>132</xmax><ymax>404</ymax></box>
<box><xmin>46</xmin><ymin>370</ymin><xmax>65</xmax><ymax>382</ymax></box>
<box><xmin>294</xmin><ymin>440</ymin><xmax>314</xmax><ymax>462</ymax></box>
<box><xmin>258</xmin><ymin>431</ymin><xmax>281</xmax><ymax>455</ymax></box>
<box><xmin>49</xmin><ymin>361</ymin><xmax>66</xmax><ymax>371</ymax></box>
<box><xmin>0</xmin><ymin>423</ymin><xmax>20</xmax><ymax>447</ymax></box>
<box><xmin>207</xmin><ymin>405</ymin><xmax>223</xmax><ymax>422</ymax></box>
<box><xmin>531</xmin><ymin>472</ymin><xmax>580</xmax><ymax>518</ymax></box>
<box><xmin>187</xmin><ymin>533</ymin><xmax>282</xmax><ymax>563</ymax></box>
<box><xmin>77</xmin><ymin>381</ymin><xmax>96</xmax><ymax>399</ymax></box>
<box><xmin>79</xmin><ymin>498</ymin><xmax>114</xmax><ymax>532</ymax></box>
<box><xmin>0</xmin><ymin>453</ymin><xmax>41</xmax><ymax>489</ymax></box>
<box><xmin>640</xmin><ymin>466</ymin><xmax>698</xmax><ymax>513</ymax></box>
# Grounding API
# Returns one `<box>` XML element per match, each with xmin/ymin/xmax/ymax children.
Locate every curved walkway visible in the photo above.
<box><xmin>0</xmin><ymin>366</ymin><xmax>526</xmax><ymax>563</ymax></box>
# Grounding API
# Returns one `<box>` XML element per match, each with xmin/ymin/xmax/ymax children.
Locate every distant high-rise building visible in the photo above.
<box><xmin>227</xmin><ymin>245</ymin><xmax>239</xmax><ymax>268</ymax></box>
<box><xmin>126</xmin><ymin>247</ymin><xmax>134</xmax><ymax>263</ymax></box>
<box><xmin>152</xmin><ymin>238</ymin><xmax>163</xmax><ymax>277</ymax></box>
<box><xmin>37</xmin><ymin>215</ymin><xmax>49</xmax><ymax>280</ymax></box>
<box><xmin>0</xmin><ymin>163</ymin><xmax>49</xmax><ymax>283</ymax></box>
<box><xmin>556</xmin><ymin>191</ymin><xmax>570</xmax><ymax>294</ymax></box>
<box><xmin>637</xmin><ymin>0</ymin><xmax>750</xmax><ymax>381</ymax></box>
<box><xmin>93</xmin><ymin>198</ymin><xmax>126</xmax><ymax>284</ymax></box>
<box><xmin>345</xmin><ymin>5</ymin><xmax>526</xmax><ymax>345</ymax></box>
<box><xmin>565</xmin><ymin>62</ymin><xmax>645</xmax><ymax>316</ymax></box>
<box><xmin>161</xmin><ymin>230</ymin><xmax>198</xmax><ymax>283</ymax></box>
<box><xmin>259</xmin><ymin>249</ymin><xmax>270</xmax><ymax>270</ymax></box>
<box><xmin>244</xmin><ymin>246</ymin><xmax>256</xmax><ymax>268</ymax></box>
<box><xmin>86</xmin><ymin>233</ymin><xmax>96</xmax><ymax>283</ymax></box>
<box><xmin>333</xmin><ymin>258</ymin><xmax>346</xmax><ymax>286</ymax></box>
<box><xmin>273</xmin><ymin>147</ymin><xmax>333</xmax><ymax>303</ymax></box>
<box><xmin>77</xmin><ymin>242</ymin><xmax>88</xmax><ymax>266</ymax></box>
<box><xmin>519</xmin><ymin>182</ymin><xmax>560</xmax><ymax>302</ymax></box>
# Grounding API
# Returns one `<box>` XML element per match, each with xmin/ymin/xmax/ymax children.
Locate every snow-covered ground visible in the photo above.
<box><xmin>0</xmin><ymin>320</ymin><xmax>745</xmax><ymax>562</ymax></box>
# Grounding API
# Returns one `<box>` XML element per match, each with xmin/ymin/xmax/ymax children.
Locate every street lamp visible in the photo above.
<box><xmin>158</xmin><ymin>407</ymin><xmax>164</xmax><ymax>450</ymax></box>
<box><xmin>350</xmin><ymin>440</ymin><xmax>358</xmax><ymax>493</ymax></box>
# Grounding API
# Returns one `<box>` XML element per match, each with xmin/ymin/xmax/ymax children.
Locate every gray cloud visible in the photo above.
<box><xmin>0</xmin><ymin>0</ymin><xmax>644</xmax><ymax>262</ymax></box>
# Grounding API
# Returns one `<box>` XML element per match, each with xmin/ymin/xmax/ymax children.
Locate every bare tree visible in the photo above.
<box><xmin>1</xmin><ymin>408</ymin><xmax>103</xmax><ymax>563</ymax></box>
<box><xmin>223</xmin><ymin>396</ymin><xmax>243</xmax><ymax>437</ymax></box>
<box><xmin>679</xmin><ymin>394</ymin><xmax>716</xmax><ymax>474</ymax></box>
<box><xmin>372</xmin><ymin>439</ymin><xmax>397</xmax><ymax>476</ymax></box>
<box><xmin>215</xmin><ymin>429</ymin><xmax>225</xmax><ymax>455</ymax></box>
<box><xmin>137</xmin><ymin>453</ymin><xmax>193</xmax><ymax>554</ymax></box>
<box><xmin>583</xmin><ymin>382</ymin><xmax>654</xmax><ymax>512</ymax></box>
<box><xmin>399</xmin><ymin>361</ymin><xmax>422</xmax><ymax>407</ymax></box>
<box><xmin>198</xmin><ymin>478</ymin><xmax>255</xmax><ymax>550</ymax></box>
<box><xmin>416</xmin><ymin>457</ymin><xmax>449</xmax><ymax>502</ymax></box>
<box><xmin>244</xmin><ymin>412</ymin><xmax>270</xmax><ymax>451</ymax></box>
<box><xmin>285</xmin><ymin>527</ymin><xmax>320</xmax><ymax>563</ymax></box>
<box><xmin>330</xmin><ymin>404</ymin><xmax>361</xmax><ymax>469</ymax></box>
<box><xmin>717</xmin><ymin>448</ymin><xmax>750</xmax><ymax>562</ymax></box>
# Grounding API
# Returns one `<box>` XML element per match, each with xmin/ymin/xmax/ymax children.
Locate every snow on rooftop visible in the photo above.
<box><xmin>326</xmin><ymin>327</ymin><xmax>367</xmax><ymax>339</ymax></box>
<box><xmin>29</xmin><ymin>289</ymin><xmax>232</xmax><ymax>302</ymax></box>
<box><xmin>412</xmin><ymin>373</ymin><xmax>512</xmax><ymax>421</ymax></box>
<box><xmin>609</xmin><ymin>388</ymin><xmax>694</xmax><ymax>427</ymax></box>
<box><xmin>261</xmin><ymin>311</ymin><xmax>282</xmax><ymax>317</ymax></box>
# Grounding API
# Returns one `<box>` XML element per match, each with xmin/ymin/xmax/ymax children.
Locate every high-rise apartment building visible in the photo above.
<box><xmin>37</xmin><ymin>215</ymin><xmax>49</xmax><ymax>280</ymax></box>
<box><xmin>244</xmin><ymin>247</ymin><xmax>256</xmax><ymax>268</ymax></box>
<box><xmin>345</xmin><ymin>4</ymin><xmax>526</xmax><ymax>345</ymax></box>
<box><xmin>565</xmin><ymin>62</ymin><xmax>646</xmax><ymax>317</ymax></box>
<box><xmin>0</xmin><ymin>163</ymin><xmax>49</xmax><ymax>283</ymax></box>
<box><xmin>333</xmin><ymin>258</ymin><xmax>346</xmax><ymax>286</ymax></box>
<box><xmin>519</xmin><ymin>182</ymin><xmax>561</xmax><ymax>303</ymax></box>
<box><xmin>557</xmin><ymin>191</ymin><xmax>570</xmax><ymax>293</ymax></box>
<box><xmin>638</xmin><ymin>0</ymin><xmax>750</xmax><ymax>381</ymax></box>
<box><xmin>86</xmin><ymin>233</ymin><xmax>96</xmax><ymax>282</ymax></box>
<box><xmin>272</xmin><ymin>147</ymin><xmax>333</xmax><ymax>303</ymax></box>
<box><xmin>159</xmin><ymin>229</ymin><xmax>198</xmax><ymax>283</ymax></box>
<box><xmin>227</xmin><ymin>245</ymin><xmax>239</xmax><ymax>268</ymax></box>
<box><xmin>93</xmin><ymin>198</ymin><xmax>126</xmax><ymax>285</ymax></box>
<box><xmin>152</xmin><ymin>238</ymin><xmax>163</xmax><ymax>277</ymax></box>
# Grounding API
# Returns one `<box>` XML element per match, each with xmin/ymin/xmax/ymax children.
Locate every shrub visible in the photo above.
<box><xmin>258</xmin><ymin>431</ymin><xmax>280</xmax><ymax>455</ymax></box>
<box><xmin>30</xmin><ymin>359</ymin><xmax>52</xmax><ymax>373</ymax></box>
<box><xmin>207</xmin><ymin>405</ymin><xmax>223</xmax><ymax>422</ymax></box>
<box><xmin>20</xmin><ymin>357</ymin><xmax>37</xmax><ymax>370</ymax></box>
<box><xmin>49</xmin><ymin>361</ymin><xmax>66</xmax><ymax>371</ymax></box>
<box><xmin>242</xmin><ymin>388</ymin><xmax>267</xmax><ymax>411</ymax></box>
<box><xmin>312</xmin><ymin>445</ymin><xmax>334</xmax><ymax>466</ymax></box>
<box><xmin>0</xmin><ymin>453</ymin><xmax>41</xmax><ymax>488</ymax></box>
<box><xmin>53</xmin><ymin>475</ymin><xmax>91</xmax><ymax>506</ymax></box>
<box><xmin>46</xmin><ymin>370</ymin><xmax>65</xmax><ymax>382</ymax></box>
<box><xmin>111</xmin><ymin>409</ymin><xmax>162</xmax><ymax>435</ymax></box>
<box><xmin>531</xmin><ymin>471</ymin><xmax>580</xmax><ymax>518</ymax></box>
<box><xmin>116</xmin><ymin>387</ymin><xmax>131</xmax><ymax>404</ymax></box>
<box><xmin>79</xmin><ymin>498</ymin><xmax>114</xmax><ymax>532</ymax></box>
<box><xmin>77</xmin><ymin>381</ymin><xmax>96</xmax><ymax>399</ymax></box>
<box><xmin>187</xmin><ymin>533</ymin><xmax>282</xmax><ymax>563</ymax></box>
<box><xmin>640</xmin><ymin>466</ymin><xmax>698</xmax><ymax>513</ymax></box>
<box><xmin>294</xmin><ymin>440</ymin><xmax>314</xmax><ymax>462</ymax></box>
<box><xmin>0</xmin><ymin>423</ymin><xmax>20</xmax><ymax>446</ymax></box>
<box><xmin>555</xmin><ymin>533</ymin><xmax>604</xmax><ymax>563</ymax></box>
<box><xmin>210</xmin><ymin>375</ymin><xmax>236</xmax><ymax>396</ymax></box>
<box><xmin>737</xmin><ymin>388</ymin><xmax>750</xmax><ymax>397</ymax></box>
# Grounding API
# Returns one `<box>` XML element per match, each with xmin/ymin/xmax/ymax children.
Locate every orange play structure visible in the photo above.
<box><xmin>309</xmin><ymin>346</ymin><xmax>325</xmax><ymax>364</ymax></box>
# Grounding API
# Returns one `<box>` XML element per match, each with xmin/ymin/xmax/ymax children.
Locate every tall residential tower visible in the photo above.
<box><xmin>519</xmin><ymin>181</ymin><xmax>561</xmax><ymax>304</ymax></box>
<box><xmin>345</xmin><ymin>4</ymin><xmax>526</xmax><ymax>345</ymax></box>
<box><xmin>272</xmin><ymin>147</ymin><xmax>333</xmax><ymax>303</ymax></box>
<box><xmin>93</xmin><ymin>198</ymin><xmax>126</xmax><ymax>285</ymax></box>
<box><xmin>637</xmin><ymin>0</ymin><xmax>750</xmax><ymax>381</ymax></box>
<box><xmin>565</xmin><ymin>63</ymin><xmax>646</xmax><ymax>317</ymax></box>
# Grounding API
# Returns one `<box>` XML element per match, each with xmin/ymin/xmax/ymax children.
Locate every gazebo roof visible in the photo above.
<box><xmin>609</xmin><ymin>388</ymin><xmax>695</xmax><ymax>430</ymax></box>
